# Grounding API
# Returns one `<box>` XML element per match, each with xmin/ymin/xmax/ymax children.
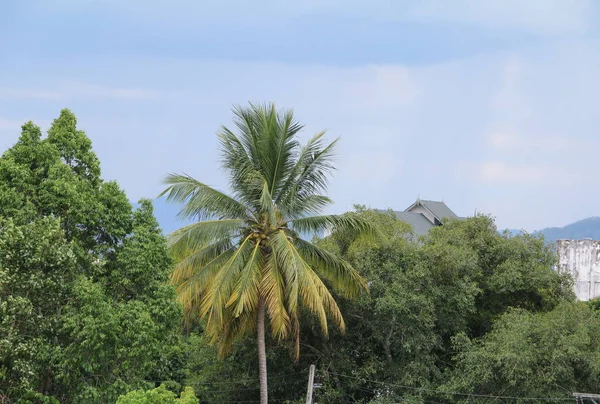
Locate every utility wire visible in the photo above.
<box><xmin>325</xmin><ymin>371</ymin><xmax>574</xmax><ymax>402</ymax></box>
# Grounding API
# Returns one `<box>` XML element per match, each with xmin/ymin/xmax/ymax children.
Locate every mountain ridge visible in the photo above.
<box><xmin>506</xmin><ymin>217</ymin><xmax>600</xmax><ymax>243</ymax></box>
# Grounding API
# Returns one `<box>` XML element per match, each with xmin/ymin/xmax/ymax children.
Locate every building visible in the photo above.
<box><xmin>556</xmin><ymin>239</ymin><xmax>600</xmax><ymax>301</ymax></box>
<box><xmin>384</xmin><ymin>198</ymin><xmax>463</xmax><ymax>236</ymax></box>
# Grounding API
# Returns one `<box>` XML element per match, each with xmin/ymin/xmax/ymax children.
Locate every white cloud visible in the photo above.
<box><xmin>407</xmin><ymin>0</ymin><xmax>593</xmax><ymax>35</ymax></box>
<box><xmin>487</xmin><ymin>129</ymin><xmax>575</xmax><ymax>153</ymax></box>
<box><xmin>483</xmin><ymin>54</ymin><xmax>580</xmax><ymax>155</ymax></box>
<box><xmin>42</xmin><ymin>0</ymin><xmax>595</xmax><ymax>36</ymax></box>
<box><xmin>488</xmin><ymin>131</ymin><xmax>520</xmax><ymax>150</ymax></box>
<box><xmin>0</xmin><ymin>89</ymin><xmax>63</xmax><ymax>100</ymax></box>
<box><xmin>70</xmin><ymin>82</ymin><xmax>157</xmax><ymax>99</ymax></box>
<box><xmin>0</xmin><ymin>82</ymin><xmax>157</xmax><ymax>101</ymax></box>
<box><xmin>478</xmin><ymin>161</ymin><xmax>545</xmax><ymax>184</ymax></box>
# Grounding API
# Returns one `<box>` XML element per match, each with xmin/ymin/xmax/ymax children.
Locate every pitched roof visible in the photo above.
<box><xmin>374</xmin><ymin>210</ymin><xmax>436</xmax><ymax>236</ymax></box>
<box><xmin>377</xmin><ymin>199</ymin><xmax>461</xmax><ymax>236</ymax></box>
<box><xmin>392</xmin><ymin>211</ymin><xmax>436</xmax><ymax>235</ymax></box>
<box><xmin>417</xmin><ymin>200</ymin><xmax>459</xmax><ymax>221</ymax></box>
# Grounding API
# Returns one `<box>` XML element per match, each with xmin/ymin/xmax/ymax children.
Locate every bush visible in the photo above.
<box><xmin>116</xmin><ymin>385</ymin><xmax>199</xmax><ymax>404</ymax></box>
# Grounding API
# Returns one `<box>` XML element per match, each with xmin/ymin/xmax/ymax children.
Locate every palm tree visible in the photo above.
<box><xmin>160</xmin><ymin>102</ymin><xmax>372</xmax><ymax>403</ymax></box>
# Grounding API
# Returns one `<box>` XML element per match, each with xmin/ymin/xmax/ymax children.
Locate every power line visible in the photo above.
<box><xmin>325</xmin><ymin>371</ymin><xmax>574</xmax><ymax>402</ymax></box>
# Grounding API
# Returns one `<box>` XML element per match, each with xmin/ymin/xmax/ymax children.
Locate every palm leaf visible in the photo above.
<box><xmin>170</xmin><ymin>238</ymin><xmax>233</xmax><ymax>285</ymax></box>
<box><xmin>271</xmin><ymin>230</ymin><xmax>330</xmax><ymax>334</ymax></box>
<box><xmin>260</xmin><ymin>248</ymin><xmax>291</xmax><ymax>339</ymax></box>
<box><xmin>294</xmin><ymin>237</ymin><xmax>367</xmax><ymax>298</ymax></box>
<box><xmin>276</xmin><ymin>131</ymin><xmax>335</xmax><ymax>206</ymax></box>
<box><xmin>159</xmin><ymin>173</ymin><xmax>251</xmax><ymax>220</ymax></box>
<box><xmin>173</xmin><ymin>246</ymin><xmax>236</xmax><ymax>311</ymax></box>
<box><xmin>219</xmin><ymin>126</ymin><xmax>267</xmax><ymax>211</ymax></box>
<box><xmin>167</xmin><ymin>219</ymin><xmax>245</xmax><ymax>257</ymax></box>
<box><xmin>291</xmin><ymin>214</ymin><xmax>380</xmax><ymax>238</ymax></box>
<box><xmin>282</xmin><ymin>195</ymin><xmax>333</xmax><ymax>219</ymax></box>
<box><xmin>227</xmin><ymin>241</ymin><xmax>263</xmax><ymax>317</ymax></box>
<box><xmin>200</xmin><ymin>235</ymin><xmax>253</xmax><ymax>323</ymax></box>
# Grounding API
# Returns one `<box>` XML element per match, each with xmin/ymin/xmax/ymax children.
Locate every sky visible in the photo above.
<box><xmin>1</xmin><ymin>0</ymin><xmax>600</xmax><ymax>233</ymax></box>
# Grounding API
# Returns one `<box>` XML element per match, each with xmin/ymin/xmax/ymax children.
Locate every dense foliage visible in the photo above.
<box><xmin>2</xmin><ymin>108</ymin><xmax>598</xmax><ymax>404</ymax></box>
<box><xmin>177</xmin><ymin>209</ymin><xmax>583</xmax><ymax>403</ymax></box>
<box><xmin>116</xmin><ymin>385</ymin><xmax>198</xmax><ymax>404</ymax></box>
<box><xmin>0</xmin><ymin>110</ymin><xmax>182</xmax><ymax>403</ymax></box>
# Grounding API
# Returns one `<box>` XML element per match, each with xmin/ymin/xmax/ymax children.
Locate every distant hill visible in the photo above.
<box><xmin>503</xmin><ymin>217</ymin><xmax>600</xmax><ymax>243</ymax></box>
<box><xmin>534</xmin><ymin>217</ymin><xmax>600</xmax><ymax>243</ymax></box>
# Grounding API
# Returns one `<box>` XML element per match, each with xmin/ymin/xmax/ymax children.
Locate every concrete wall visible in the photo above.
<box><xmin>556</xmin><ymin>239</ymin><xmax>600</xmax><ymax>301</ymax></box>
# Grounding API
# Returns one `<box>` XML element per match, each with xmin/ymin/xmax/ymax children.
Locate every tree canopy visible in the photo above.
<box><xmin>0</xmin><ymin>110</ymin><xmax>182</xmax><ymax>403</ymax></box>
<box><xmin>175</xmin><ymin>208</ymin><xmax>582</xmax><ymax>403</ymax></box>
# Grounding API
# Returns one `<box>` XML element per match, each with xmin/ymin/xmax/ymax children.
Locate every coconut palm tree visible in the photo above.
<box><xmin>160</xmin><ymin>102</ymin><xmax>372</xmax><ymax>404</ymax></box>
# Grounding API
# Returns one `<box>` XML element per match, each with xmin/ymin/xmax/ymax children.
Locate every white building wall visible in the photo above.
<box><xmin>556</xmin><ymin>239</ymin><xmax>600</xmax><ymax>301</ymax></box>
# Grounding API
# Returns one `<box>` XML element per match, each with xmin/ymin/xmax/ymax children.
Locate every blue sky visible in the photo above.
<box><xmin>1</xmin><ymin>0</ymin><xmax>600</xmax><ymax>233</ymax></box>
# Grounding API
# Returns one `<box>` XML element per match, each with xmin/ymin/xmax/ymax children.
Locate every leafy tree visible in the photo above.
<box><xmin>55</xmin><ymin>202</ymin><xmax>182</xmax><ymax>403</ymax></box>
<box><xmin>0</xmin><ymin>110</ymin><xmax>182</xmax><ymax>403</ymax></box>
<box><xmin>444</xmin><ymin>302</ymin><xmax>600</xmax><ymax>403</ymax></box>
<box><xmin>160</xmin><ymin>102</ymin><xmax>373</xmax><ymax>403</ymax></box>
<box><xmin>302</xmin><ymin>209</ymin><xmax>575</xmax><ymax>403</ymax></box>
<box><xmin>116</xmin><ymin>385</ymin><xmax>198</xmax><ymax>404</ymax></box>
<box><xmin>0</xmin><ymin>217</ymin><xmax>76</xmax><ymax>402</ymax></box>
<box><xmin>175</xmin><ymin>208</ymin><xmax>576</xmax><ymax>403</ymax></box>
<box><xmin>421</xmin><ymin>215</ymin><xmax>574</xmax><ymax>338</ymax></box>
<box><xmin>309</xmin><ymin>208</ymin><xmax>454</xmax><ymax>403</ymax></box>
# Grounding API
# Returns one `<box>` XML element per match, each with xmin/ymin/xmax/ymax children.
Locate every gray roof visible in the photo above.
<box><xmin>417</xmin><ymin>200</ymin><xmax>459</xmax><ymax>221</ymax></box>
<box><xmin>405</xmin><ymin>199</ymin><xmax>458</xmax><ymax>221</ymax></box>
<box><xmin>377</xmin><ymin>199</ymin><xmax>461</xmax><ymax>236</ymax></box>
<box><xmin>386</xmin><ymin>211</ymin><xmax>436</xmax><ymax>236</ymax></box>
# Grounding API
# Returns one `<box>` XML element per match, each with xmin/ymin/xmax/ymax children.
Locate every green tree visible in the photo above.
<box><xmin>444</xmin><ymin>302</ymin><xmax>600</xmax><ymax>402</ymax></box>
<box><xmin>55</xmin><ymin>201</ymin><xmax>182</xmax><ymax>403</ymax></box>
<box><xmin>421</xmin><ymin>215</ymin><xmax>574</xmax><ymax>338</ymax></box>
<box><xmin>0</xmin><ymin>110</ymin><xmax>182</xmax><ymax>403</ymax></box>
<box><xmin>0</xmin><ymin>217</ymin><xmax>76</xmax><ymax>402</ymax></box>
<box><xmin>160</xmin><ymin>102</ymin><xmax>372</xmax><ymax>403</ymax></box>
<box><xmin>174</xmin><ymin>208</ymin><xmax>577</xmax><ymax>403</ymax></box>
<box><xmin>116</xmin><ymin>385</ymin><xmax>198</xmax><ymax>404</ymax></box>
<box><xmin>304</xmin><ymin>209</ymin><xmax>575</xmax><ymax>403</ymax></box>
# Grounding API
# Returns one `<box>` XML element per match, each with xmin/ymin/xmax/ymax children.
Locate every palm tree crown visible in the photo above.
<box><xmin>160</xmin><ymin>103</ymin><xmax>371</xmax><ymax>359</ymax></box>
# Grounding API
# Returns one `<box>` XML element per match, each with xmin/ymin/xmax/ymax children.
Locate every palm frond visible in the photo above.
<box><xmin>291</xmin><ymin>214</ymin><xmax>381</xmax><ymax>238</ymax></box>
<box><xmin>159</xmin><ymin>173</ymin><xmax>251</xmax><ymax>220</ymax></box>
<box><xmin>167</xmin><ymin>219</ymin><xmax>245</xmax><ymax>257</ymax></box>
<box><xmin>259</xmin><ymin>180</ymin><xmax>278</xmax><ymax>228</ymax></box>
<box><xmin>277</xmin><ymin>134</ymin><xmax>338</xmax><ymax>213</ymax></box>
<box><xmin>200</xmin><ymin>235</ymin><xmax>253</xmax><ymax>323</ymax></box>
<box><xmin>271</xmin><ymin>230</ymin><xmax>331</xmax><ymax>335</ymax></box>
<box><xmin>276</xmin><ymin>131</ymin><xmax>329</xmax><ymax>203</ymax></box>
<box><xmin>227</xmin><ymin>241</ymin><xmax>263</xmax><ymax>317</ymax></box>
<box><xmin>213</xmin><ymin>309</ymin><xmax>257</xmax><ymax>358</ymax></box>
<box><xmin>270</xmin><ymin>230</ymin><xmax>299</xmax><ymax>317</ymax></box>
<box><xmin>260</xmin><ymin>248</ymin><xmax>291</xmax><ymax>339</ymax></box>
<box><xmin>173</xmin><ymin>246</ymin><xmax>236</xmax><ymax>312</ymax></box>
<box><xmin>170</xmin><ymin>238</ymin><xmax>233</xmax><ymax>285</ymax></box>
<box><xmin>309</xmin><ymin>270</ymin><xmax>346</xmax><ymax>334</ymax></box>
<box><xmin>218</xmin><ymin>126</ymin><xmax>267</xmax><ymax>211</ymax></box>
<box><xmin>264</xmin><ymin>105</ymin><xmax>302</xmax><ymax>196</ymax></box>
<box><xmin>282</xmin><ymin>195</ymin><xmax>333</xmax><ymax>219</ymax></box>
<box><xmin>294</xmin><ymin>238</ymin><xmax>367</xmax><ymax>298</ymax></box>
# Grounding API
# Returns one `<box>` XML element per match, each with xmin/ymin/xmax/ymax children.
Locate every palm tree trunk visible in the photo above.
<box><xmin>257</xmin><ymin>297</ymin><xmax>268</xmax><ymax>404</ymax></box>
